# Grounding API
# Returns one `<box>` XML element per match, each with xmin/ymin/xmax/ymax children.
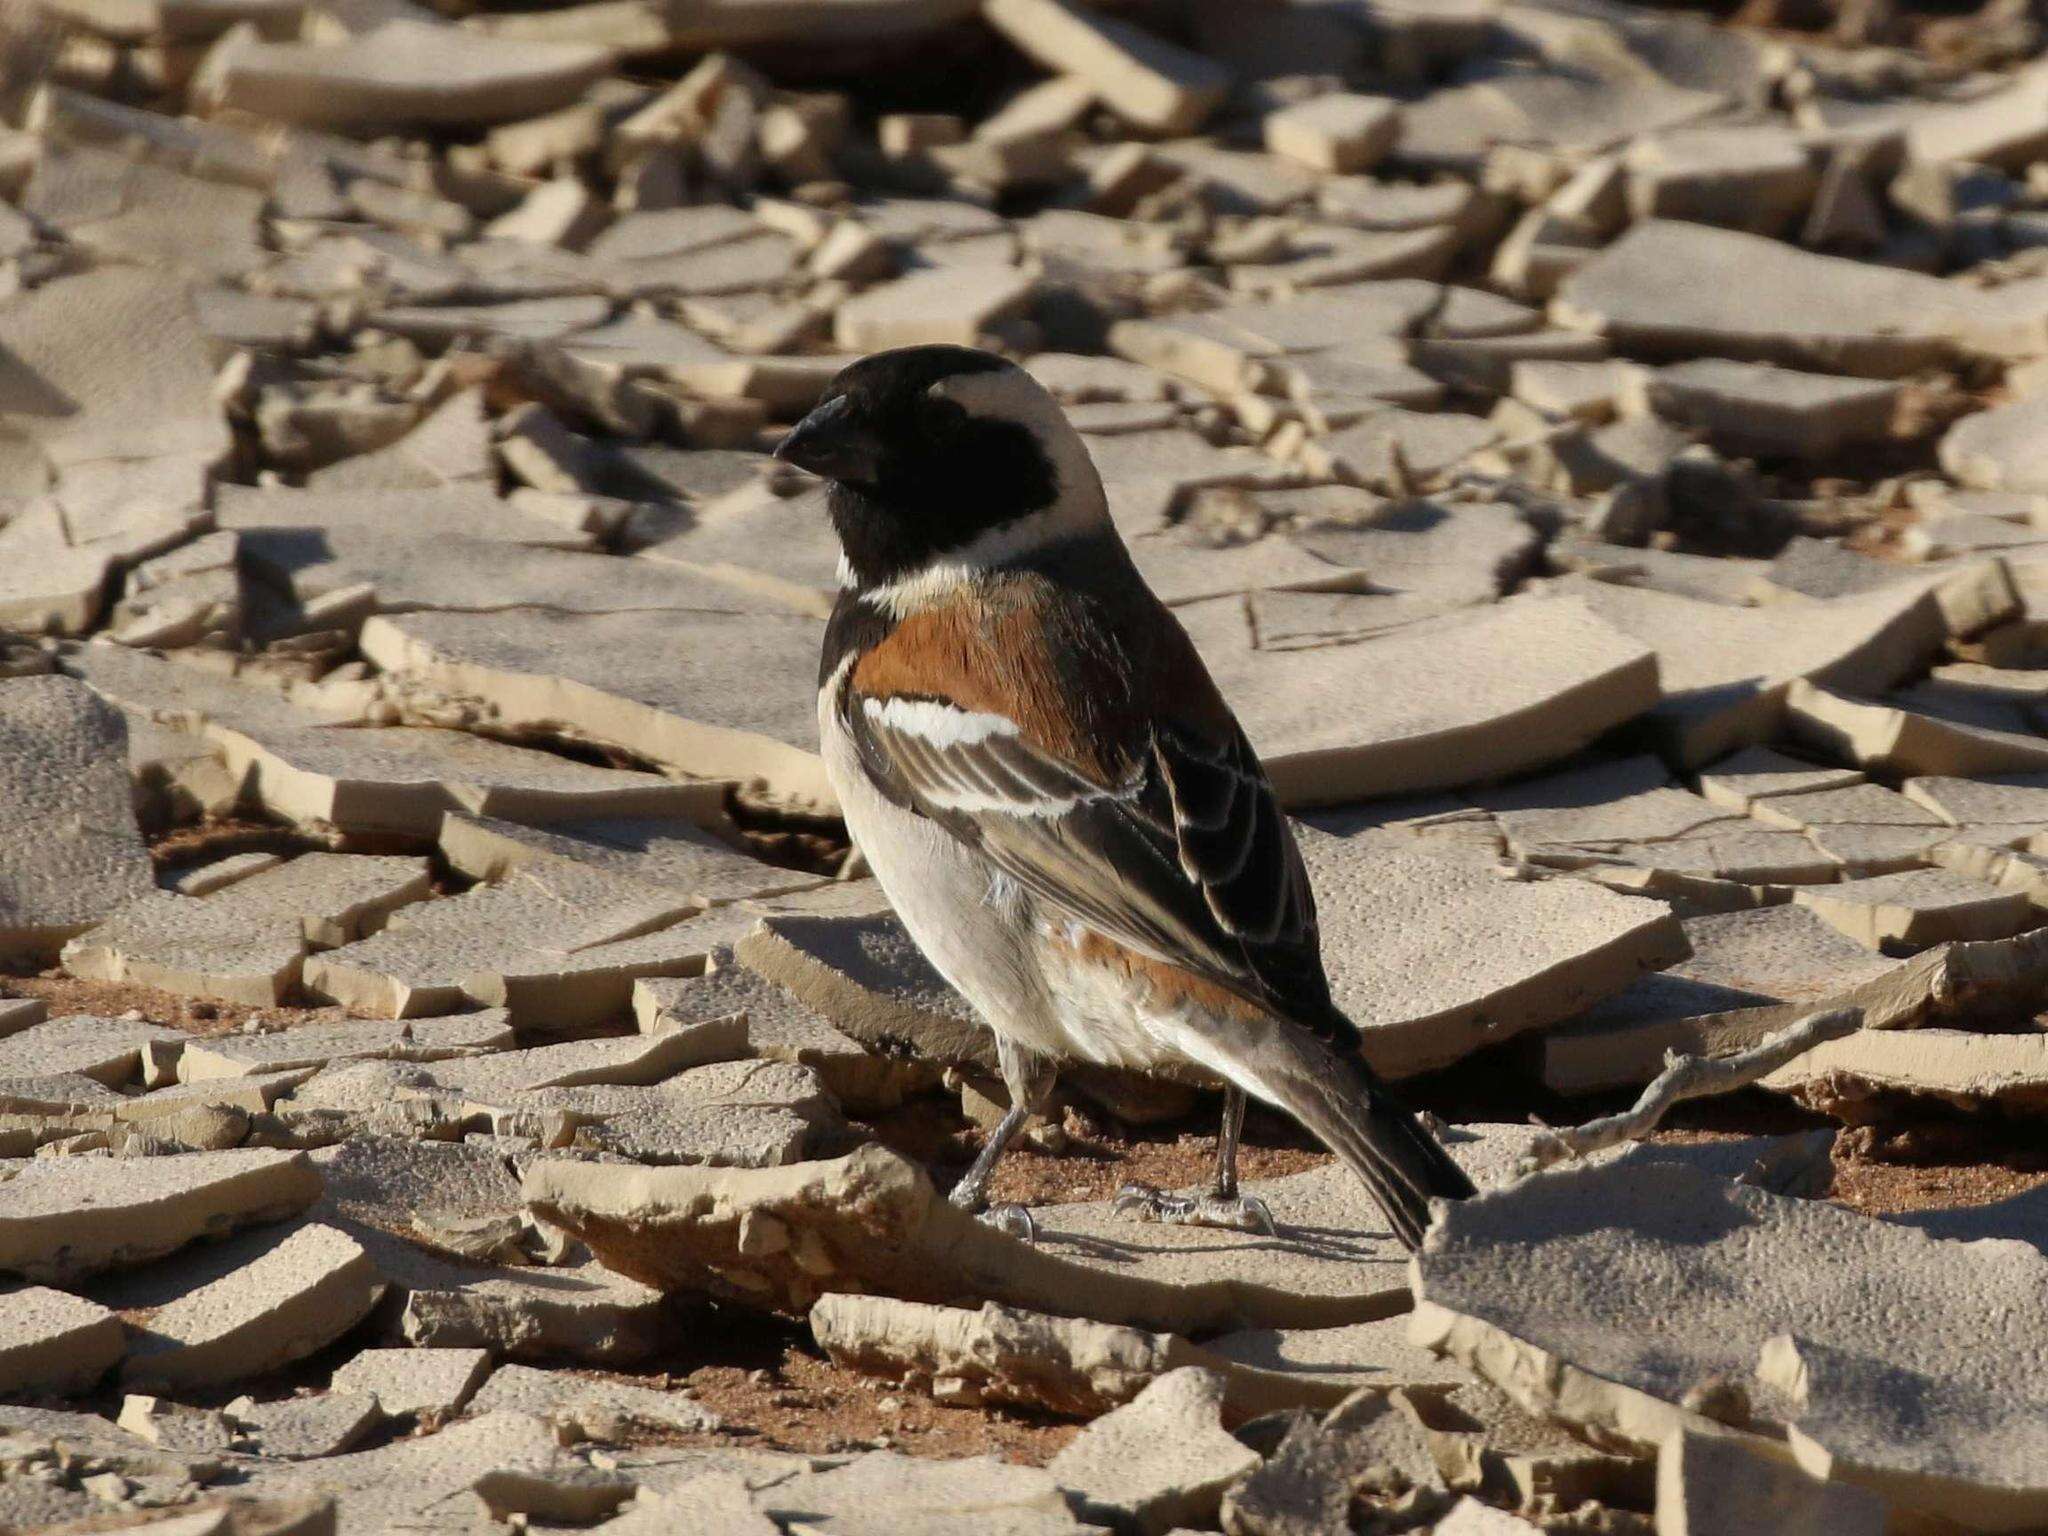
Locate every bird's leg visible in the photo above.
<box><xmin>948</xmin><ymin>1039</ymin><xmax>1054</xmax><ymax>1242</ymax></box>
<box><xmin>1114</xmin><ymin>1085</ymin><xmax>1278</xmax><ymax>1235</ymax></box>
<box><xmin>1207</xmin><ymin>1085</ymin><xmax>1279</xmax><ymax>1232</ymax></box>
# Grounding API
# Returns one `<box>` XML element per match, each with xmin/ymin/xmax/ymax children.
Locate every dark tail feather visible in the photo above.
<box><xmin>1258</xmin><ymin>1025</ymin><xmax>1474</xmax><ymax>1250</ymax></box>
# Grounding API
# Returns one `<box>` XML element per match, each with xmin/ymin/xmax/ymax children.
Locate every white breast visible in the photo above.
<box><xmin>819</xmin><ymin>665</ymin><xmax>1062</xmax><ymax>1058</ymax></box>
<box><xmin>818</xmin><ymin>659</ymin><xmax>1206</xmax><ymax>1074</ymax></box>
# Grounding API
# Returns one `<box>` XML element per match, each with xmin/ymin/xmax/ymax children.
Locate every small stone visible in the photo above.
<box><xmin>487</xmin><ymin>178</ymin><xmax>609</xmax><ymax>249</ymax></box>
<box><xmin>832</xmin><ymin>265</ymin><xmax>1038</xmax><ymax>351</ymax></box>
<box><xmin>359</xmin><ymin>606</ymin><xmax>832</xmax><ymax>815</ymax></box>
<box><xmin>1222</xmin><ymin>1387</ymin><xmax>1444</xmax><ymax>1534</ymax></box>
<box><xmin>0</xmin><ymin>512</ymin><xmax>117</xmax><ymax>641</ymax></box>
<box><xmin>231</xmin><ymin>1390</ymin><xmax>386</xmax><ymax>1461</ymax></box>
<box><xmin>1697</xmin><ymin>746</ymin><xmax>1865</xmax><ymax>813</ymax></box>
<box><xmin>0</xmin><ymin>1148</ymin><xmax>321</xmax><ymax>1284</ymax></box>
<box><xmin>232</xmin><ymin>1409</ymin><xmax>631</xmax><ymax>1533</ymax></box>
<box><xmin>1904</xmin><ymin>65</ymin><xmax>2048</xmax><ymax>169</ymax></box>
<box><xmin>0</xmin><ymin>677</ymin><xmax>154</xmax><ymax>957</ymax></box>
<box><xmin>116</xmin><ymin>1395</ymin><xmax>236</xmax><ymax>1453</ymax></box>
<box><xmin>634</xmin><ymin>958</ymin><xmax>934</xmax><ymax>1113</ymax></box>
<box><xmin>1648</xmin><ymin>361</ymin><xmax>1900</xmax><ymax>461</ymax></box>
<box><xmin>1540</xmin><ymin>909</ymin><xmax>1897</xmax><ymax>1095</ymax></box>
<box><xmin>878</xmin><ymin>112</ymin><xmax>964</xmax><ymax>156</ymax></box>
<box><xmin>300</xmin><ymin>862</ymin><xmax>711</xmax><ymax>1020</ymax></box>
<box><xmin>1656</xmin><ymin>1427</ymin><xmax>1887</xmax><ymax>1535</ymax></box>
<box><xmin>734</xmin><ymin>909</ymin><xmax>988</xmax><ymax>1070</ymax></box>
<box><xmin>1562</xmin><ymin>579</ymin><xmax>1943</xmax><ymax>767</ymax></box>
<box><xmin>812</xmin><ymin>1294</ymin><xmax>1432</xmax><ymax>1420</ymax></box>
<box><xmin>120</xmin><ymin>1222</ymin><xmax>386</xmax><ymax>1391</ymax></box>
<box><xmin>1803</xmin><ymin>148</ymin><xmax>1890</xmax><ymax>253</ymax></box>
<box><xmin>329</xmin><ymin>1346</ymin><xmax>493</xmax><ymax>1421</ymax></box>
<box><xmin>1766</xmin><ymin>1024</ymin><xmax>2048</xmax><ymax>1117</ymax></box>
<box><xmin>1182</xmin><ymin>589</ymin><xmax>1660</xmax><ymax>804</ymax></box>
<box><xmin>1747</xmin><ymin>782</ymin><xmax>1946</xmax><ymax>832</ymax></box>
<box><xmin>193</xmin><ymin>21</ymin><xmax>610</xmax><ymax>131</ymax></box>
<box><xmin>1301</xmin><ymin>406</ymin><xmax>1496</xmax><ymax>488</ymax></box>
<box><xmin>1413</xmin><ymin>1161</ymin><xmax>2048</xmax><ymax>1531</ymax></box>
<box><xmin>1203</xmin><ymin>1316</ymin><xmax>1473</xmax><ymax>1404</ymax></box>
<box><xmin>497</xmin><ymin>1056</ymin><xmax>837</xmax><ymax>1170</ymax></box>
<box><xmin>1264</xmin><ymin>94</ymin><xmax>1400</xmax><ymax>174</ymax></box>
<box><xmin>1792</xmin><ymin>868</ymin><xmax>2034</xmax><ymax>951</ymax></box>
<box><xmin>179</xmin><ymin>1011</ymin><xmax>512</xmax><ymax>1082</ymax></box>
<box><xmin>1475</xmin><ymin>755</ymin><xmax>1735</xmax><ymax>860</ymax></box>
<box><xmin>1509</xmin><ymin>359</ymin><xmax>1648</xmax><ymax>423</ymax></box>
<box><xmin>63</xmin><ymin>854</ymin><xmax>433</xmax><ymax>1007</ymax></box>
<box><xmin>1049</xmin><ymin>1368</ymin><xmax>1257</xmax><ymax>1534</ymax></box>
<box><xmin>1941</xmin><ymin>394</ymin><xmax>2048</xmax><ymax>495</ymax></box>
<box><xmin>1436</xmin><ymin>1499</ymin><xmax>1545</xmax><ymax>1534</ymax></box>
<box><xmin>983</xmin><ymin>0</ymin><xmax>1230</xmax><ymax>135</ymax></box>
<box><xmin>467</xmin><ymin>1363</ymin><xmax>720</xmax><ymax>1439</ymax></box>
<box><xmin>1555</xmin><ymin>220</ymin><xmax>2021</xmax><ymax>376</ymax></box>
<box><xmin>1624</xmin><ymin>127</ymin><xmax>1818</xmax><ymax>237</ymax></box>
<box><xmin>440</xmin><ymin>813</ymin><xmax>823</xmax><ymax>911</ymax></box>
<box><xmin>165</xmin><ymin>852</ymin><xmax>285</xmax><ymax>900</ymax></box>
<box><xmin>0</xmin><ymin>998</ymin><xmax>45</xmax><ymax>1037</ymax></box>
<box><xmin>1907</xmin><ymin>771</ymin><xmax>2048</xmax><ymax>828</ymax></box>
<box><xmin>759</xmin><ymin>1449</ymin><xmax>1089</xmax><ymax>1534</ymax></box>
<box><xmin>0</xmin><ymin>1286</ymin><xmax>124</xmax><ymax>1394</ymax></box>
<box><xmin>0</xmin><ymin>1013</ymin><xmax>187</xmax><ymax>1087</ymax></box>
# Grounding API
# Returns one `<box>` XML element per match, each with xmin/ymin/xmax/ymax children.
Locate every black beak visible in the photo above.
<box><xmin>774</xmin><ymin>394</ymin><xmax>883</xmax><ymax>483</ymax></box>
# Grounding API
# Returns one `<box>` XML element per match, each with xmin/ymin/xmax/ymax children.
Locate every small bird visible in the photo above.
<box><xmin>776</xmin><ymin>344</ymin><xmax>1475</xmax><ymax>1248</ymax></box>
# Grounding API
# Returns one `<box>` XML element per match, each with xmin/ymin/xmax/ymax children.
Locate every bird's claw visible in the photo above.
<box><xmin>1112</xmin><ymin>1182</ymin><xmax>1277</xmax><ymax>1236</ymax></box>
<box><xmin>977</xmin><ymin>1202</ymin><xmax>1037</xmax><ymax>1243</ymax></box>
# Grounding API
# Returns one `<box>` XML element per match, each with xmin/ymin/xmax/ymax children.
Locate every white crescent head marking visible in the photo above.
<box><xmin>930</xmin><ymin>368</ymin><xmax>1072</xmax><ymax>435</ymax></box>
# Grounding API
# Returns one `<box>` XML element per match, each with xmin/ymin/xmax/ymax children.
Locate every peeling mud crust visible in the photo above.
<box><xmin>12</xmin><ymin>0</ymin><xmax>2048</xmax><ymax>1527</ymax></box>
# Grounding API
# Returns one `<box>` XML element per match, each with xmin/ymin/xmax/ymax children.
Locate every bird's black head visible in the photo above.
<box><xmin>775</xmin><ymin>345</ymin><xmax>1096</xmax><ymax>591</ymax></box>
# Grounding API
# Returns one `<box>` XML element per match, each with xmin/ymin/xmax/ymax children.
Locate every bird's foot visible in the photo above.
<box><xmin>977</xmin><ymin>1202</ymin><xmax>1037</xmax><ymax>1242</ymax></box>
<box><xmin>948</xmin><ymin>1182</ymin><xmax>1037</xmax><ymax>1243</ymax></box>
<box><xmin>1111</xmin><ymin>1182</ymin><xmax>1276</xmax><ymax>1236</ymax></box>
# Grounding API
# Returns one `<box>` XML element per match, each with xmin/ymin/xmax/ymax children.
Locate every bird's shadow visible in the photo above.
<box><xmin>1035</xmin><ymin>1217</ymin><xmax>1392</xmax><ymax>1269</ymax></box>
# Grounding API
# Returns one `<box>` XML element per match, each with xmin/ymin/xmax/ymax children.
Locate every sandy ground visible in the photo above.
<box><xmin>7</xmin><ymin>962</ymin><xmax>2042</xmax><ymax>1468</ymax></box>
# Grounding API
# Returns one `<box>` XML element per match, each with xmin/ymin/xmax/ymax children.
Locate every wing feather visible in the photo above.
<box><xmin>843</xmin><ymin>680</ymin><xmax>1341</xmax><ymax>1039</ymax></box>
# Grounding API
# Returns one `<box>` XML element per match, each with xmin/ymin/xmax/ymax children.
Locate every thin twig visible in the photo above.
<box><xmin>1517</xmin><ymin>1006</ymin><xmax>1865</xmax><ymax>1176</ymax></box>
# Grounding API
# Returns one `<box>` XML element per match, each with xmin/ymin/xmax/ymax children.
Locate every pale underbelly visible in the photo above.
<box><xmin>819</xmin><ymin>691</ymin><xmax>1189</xmax><ymax>1073</ymax></box>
